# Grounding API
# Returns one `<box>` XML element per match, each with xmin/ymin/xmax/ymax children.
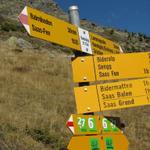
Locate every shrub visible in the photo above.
<box><xmin>1</xmin><ymin>18</ymin><xmax>25</xmax><ymax>32</ymax></box>
<box><xmin>25</xmin><ymin>127</ymin><xmax>66</xmax><ymax>149</ymax></box>
<box><xmin>110</xmin><ymin>29</ymin><xmax>114</xmax><ymax>35</ymax></box>
<box><xmin>1</xmin><ymin>21</ymin><xmax>18</xmax><ymax>32</ymax></box>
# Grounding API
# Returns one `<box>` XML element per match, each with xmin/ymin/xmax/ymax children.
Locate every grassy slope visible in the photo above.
<box><xmin>109</xmin><ymin>107</ymin><xmax>150</xmax><ymax>150</ymax></box>
<box><xmin>0</xmin><ymin>39</ymin><xmax>149</xmax><ymax>150</ymax></box>
<box><xmin>0</xmin><ymin>41</ymin><xmax>75</xmax><ymax>150</ymax></box>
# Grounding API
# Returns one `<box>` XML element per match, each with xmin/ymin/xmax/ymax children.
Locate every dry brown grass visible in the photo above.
<box><xmin>107</xmin><ymin>106</ymin><xmax>150</xmax><ymax>150</ymax></box>
<box><xmin>0</xmin><ymin>41</ymin><xmax>149</xmax><ymax>150</ymax></box>
<box><xmin>0</xmin><ymin>42</ymin><xmax>75</xmax><ymax>150</ymax></box>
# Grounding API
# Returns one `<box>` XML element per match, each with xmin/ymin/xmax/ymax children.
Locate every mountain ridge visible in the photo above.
<box><xmin>0</xmin><ymin>0</ymin><xmax>150</xmax><ymax>53</ymax></box>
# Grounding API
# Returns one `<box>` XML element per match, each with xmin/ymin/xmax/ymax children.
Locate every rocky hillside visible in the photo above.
<box><xmin>1</xmin><ymin>0</ymin><xmax>150</xmax><ymax>53</ymax></box>
<box><xmin>0</xmin><ymin>0</ymin><xmax>150</xmax><ymax>150</ymax></box>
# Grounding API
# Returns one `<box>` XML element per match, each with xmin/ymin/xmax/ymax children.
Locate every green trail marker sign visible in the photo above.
<box><xmin>66</xmin><ymin>114</ymin><xmax>121</xmax><ymax>135</ymax></box>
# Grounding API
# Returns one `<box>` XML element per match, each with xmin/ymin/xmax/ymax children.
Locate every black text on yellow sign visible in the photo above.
<box><xmin>19</xmin><ymin>6</ymin><xmax>121</xmax><ymax>55</ymax></box>
<box><xmin>72</xmin><ymin>52</ymin><xmax>150</xmax><ymax>82</ymax></box>
<box><xmin>27</xmin><ymin>6</ymin><xmax>81</xmax><ymax>51</ymax></box>
<box><xmin>74</xmin><ymin>78</ymin><xmax>150</xmax><ymax>113</ymax></box>
<box><xmin>90</xmin><ymin>32</ymin><xmax>121</xmax><ymax>55</ymax></box>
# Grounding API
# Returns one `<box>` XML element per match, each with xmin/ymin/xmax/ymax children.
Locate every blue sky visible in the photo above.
<box><xmin>55</xmin><ymin>0</ymin><xmax>150</xmax><ymax>36</ymax></box>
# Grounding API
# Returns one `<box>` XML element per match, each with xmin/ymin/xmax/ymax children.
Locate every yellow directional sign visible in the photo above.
<box><xmin>90</xmin><ymin>32</ymin><xmax>121</xmax><ymax>55</ymax></box>
<box><xmin>19</xmin><ymin>6</ymin><xmax>81</xmax><ymax>51</ymax></box>
<box><xmin>19</xmin><ymin>6</ymin><xmax>121</xmax><ymax>55</ymax></box>
<box><xmin>74</xmin><ymin>78</ymin><xmax>150</xmax><ymax>113</ymax></box>
<box><xmin>94</xmin><ymin>52</ymin><xmax>150</xmax><ymax>81</ymax></box>
<box><xmin>98</xmin><ymin>78</ymin><xmax>150</xmax><ymax>111</ymax></box>
<box><xmin>72</xmin><ymin>52</ymin><xmax>150</xmax><ymax>82</ymax></box>
<box><xmin>67</xmin><ymin>134</ymin><xmax>129</xmax><ymax>150</ymax></box>
<box><xmin>66</xmin><ymin>114</ymin><xmax>121</xmax><ymax>135</ymax></box>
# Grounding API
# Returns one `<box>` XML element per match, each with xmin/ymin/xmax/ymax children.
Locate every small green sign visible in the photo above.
<box><xmin>87</xmin><ymin>117</ymin><xmax>97</xmax><ymax>132</ymax></box>
<box><xmin>90</xmin><ymin>138</ymin><xmax>100</xmax><ymax>150</ymax></box>
<box><xmin>102</xmin><ymin>118</ymin><xmax>119</xmax><ymax>132</ymax></box>
<box><xmin>102</xmin><ymin>118</ymin><xmax>111</xmax><ymax>132</ymax></box>
<box><xmin>110</xmin><ymin>121</ymin><xmax>118</xmax><ymax>132</ymax></box>
<box><xmin>105</xmin><ymin>137</ymin><xmax>114</xmax><ymax>150</ymax></box>
<box><xmin>77</xmin><ymin>117</ymin><xmax>87</xmax><ymax>132</ymax></box>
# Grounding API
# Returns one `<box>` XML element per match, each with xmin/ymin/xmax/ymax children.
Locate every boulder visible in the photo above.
<box><xmin>7</xmin><ymin>36</ymin><xmax>33</xmax><ymax>50</ymax></box>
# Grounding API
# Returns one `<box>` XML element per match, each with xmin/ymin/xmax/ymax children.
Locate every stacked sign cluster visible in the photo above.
<box><xmin>19</xmin><ymin>6</ymin><xmax>149</xmax><ymax>150</ymax></box>
<box><xmin>67</xmin><ymin>28</ymin><xmax>129</xmax><ymax>150</ymax></box>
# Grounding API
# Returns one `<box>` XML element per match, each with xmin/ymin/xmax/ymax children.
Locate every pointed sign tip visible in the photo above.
<box><xmin>66</xmin><ymin>115</ymin><xmax>74</xmax><ymax>134</ymax></box>
<box><xmin>18</xmin><ymin>6</ymin><xmax>30</xmax><ymax>34</ymax></box>
<box><xmin>18</xmin><ymin>6</ymin><xmax>27</xmax><ymax>18</ymax></box>
<box><xmin>19</xmin><ymin>14</ymin><xmax>29</xmax><ymax>25</ymax></box>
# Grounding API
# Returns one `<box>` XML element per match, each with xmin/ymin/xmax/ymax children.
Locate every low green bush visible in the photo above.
<box><xmin>1</xmin><ymin>18</ymin><xmax>25</xmax><ymax>32</ymax></box>
<box><xmin>25</xmin><ymin>127</ymin><xmax>67</xmax><ymax>149</ymax></box>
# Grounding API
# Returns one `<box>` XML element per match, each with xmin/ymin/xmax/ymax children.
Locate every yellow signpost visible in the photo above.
<box><xmin>19</xmin><ymin>6</ymin><xmax>81</xmax><ymax>51</ymax></box>
<box><xmin>74</xmin><ymin>78</ymin><xmax>150</xmax><ymax>113</ymax></box>
<box><xmin>19</xmin><ymin>6</ymin><xmax>150</xmax><ymax>150</ymax></box>
<box><xmin>72</xmin><ymin>52</ymin><xmax>150</xmax><ymax>82</ymax></box>
<box><xmin>98</xmin><ymin>78</ymin><xmax>150</xmax><ymax>111</ymax></box>
<box><xmin>67</xmin><ymin>134</ymin><xmax>129</xmax><ymax>150</ymax></box>
<box><xmin>19</xmin><ymin>6</ymin><xmax>121</xmax><ymax>55</ymax></box>
<box><xmin>67</xmin><ymin>115</ymin><xmax>128</xmax><ymax>150</ymax></box>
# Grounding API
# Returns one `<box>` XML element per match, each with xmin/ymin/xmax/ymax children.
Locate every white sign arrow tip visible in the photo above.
<box><xmin>18</xmin><ymin>6</ymin><xmax>30</xmax><ymax>34</ymax></box>
<box><xmin>66</xmin><ymin>115</ymin><xmax>74</xmax><ymax>134</ymax></box>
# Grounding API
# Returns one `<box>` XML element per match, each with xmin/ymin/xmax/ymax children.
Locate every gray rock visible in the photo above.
<box><xmin>7</xmin><ymin>36</ymin><xmax>33</xmax><ymax>50</ymax></box>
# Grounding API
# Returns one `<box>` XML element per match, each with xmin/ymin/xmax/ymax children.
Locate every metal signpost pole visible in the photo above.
<box><xmin>68</xmin><ymin>6</ymin><xmax>90</xmax><ymax>87</ymax></box>
<box><xmin>68</xmin><ymin>6</ymin><xmax>80</xmax><ymax>27</ymax></box>
<box><xmin>67</xmin><ymin>6</ymin><xmax>128</xmax><ymax>150</ymax></box>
